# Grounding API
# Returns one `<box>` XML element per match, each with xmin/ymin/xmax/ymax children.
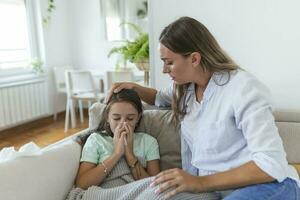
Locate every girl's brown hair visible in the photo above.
<box><xmin>159</xmin><ymin>16</ymin><xmax>239</xmax><ymax>121</ymax></box>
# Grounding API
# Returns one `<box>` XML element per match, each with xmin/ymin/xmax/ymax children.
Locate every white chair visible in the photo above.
<box><xmin>53</xmin><ymin>66</ymin><xmax>73</xmax><ymax>120</ymax></box>
<box><xmin>105</xmin><ymin>70</ymin><xmax>135</xmax><ymax>92</ymax></box>
<box><xmin>64</xmin><ymin>70</ymin><xmax>105</xmax><ymax>132</ymax></box>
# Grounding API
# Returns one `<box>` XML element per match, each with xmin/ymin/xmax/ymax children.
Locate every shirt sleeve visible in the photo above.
<box><xmin>80</xmin><ymin>133</ymin><xmax>101</xmax><ymax>164</ymax></box>
<box><xmin>145</xmin><ymin>135</ymin><xmax>160</xmax><ymax>161</ymax></box>
<box><xmin>155</xmin><ymin>84</ymin><xmax>173</xmax><ymax>107</ymax></box>
<box><xmin>234</xmin><ymin>76</ymin><xmax>289</xmax><ymax>182</ymax></box>
<box><xmin>181</xmin><ymin>136</ymin><xmax>198</xmax><ymax>176</ymax></box>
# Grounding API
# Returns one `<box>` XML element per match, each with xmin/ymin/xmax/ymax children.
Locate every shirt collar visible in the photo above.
<box><xmin>186</xmin><ymin>72</ymin><xmax>227</xmax><ymax>103</ymax></box>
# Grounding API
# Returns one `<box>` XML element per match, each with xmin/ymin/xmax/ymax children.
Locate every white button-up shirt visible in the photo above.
<box><xmin>155</xmin><ymin>70</ymin><xmax>300</xmax><ymax>186</ymax></box>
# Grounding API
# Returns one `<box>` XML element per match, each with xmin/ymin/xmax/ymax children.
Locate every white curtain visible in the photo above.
<box><xmin>0</xmin><ymin>0</ymin><xmax>24</xmax><ymax>5</ymax></box>
<box><xmin>0</xmin><ymin>0</ymin><xmax>29</xmax><ymax>70</ymax></box>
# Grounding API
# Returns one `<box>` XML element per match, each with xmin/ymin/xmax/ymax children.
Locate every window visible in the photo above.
<box><xmin>0</xmin><ymin>0</ymin><xmax>35</xmax><ymax>76</ymax></box>
<box><xmin>102</xmin><ymin>0</ymin><xmax>148</xmax><ymax>41</ymax></box>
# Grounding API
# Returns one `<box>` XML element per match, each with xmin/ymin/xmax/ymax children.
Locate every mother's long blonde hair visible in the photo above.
<box><xmin>159</xmin><ymin>16</ymin><xmax>239</xmax><ymax>121</ymax></box>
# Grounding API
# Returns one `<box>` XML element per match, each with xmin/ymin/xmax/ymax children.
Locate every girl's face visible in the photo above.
<box><xmin>159</xmin><ymin>43</ymin><xmax>200</xmax><ymax>85</ymax></box>
<box><xmin>107</xmin><ymin>102</ymin><xmax>141</xmax><ymax>134</ymax></box>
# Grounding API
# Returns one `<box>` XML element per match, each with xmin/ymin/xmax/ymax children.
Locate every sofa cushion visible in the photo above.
<box><xmin>135</xmin><ymin>109</ymin><xmax>181</xmax><ymax>170</ymax></box>
<box><xmin>88</xmin><ymin>103</ymin><xmax>181</xmax><ymax>171</ymax></box>
<box><xmin>292</xmin><ymin>164</ymin><xmax>300</xmax><ymax>175</ymax></box>
<box><xmin>275</xmin><ymin>122</ymin><xmax>300</xmax><ymax>164</ymax></box>
<box><xmin>0</xmin><ymin>140</ymin><xmax>82</xmax><ymax>200</ymax></box>
<box><xmin>273</xmin><ymin>111</ymin><xmax>300</xmax><ymax>123</ymax></box>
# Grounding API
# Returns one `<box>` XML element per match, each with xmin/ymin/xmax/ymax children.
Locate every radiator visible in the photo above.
<box><xmin>0</xmin><ymin>79</ymin><xmax>49</xmax><ymax>131</ymax></box>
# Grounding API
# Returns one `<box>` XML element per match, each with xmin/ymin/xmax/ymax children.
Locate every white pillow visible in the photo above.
<box><xmin>0</xmin><ymin>142</ymin><xmax>42</xmax><ymax>163</ymax></box>
<box><xmin>0</xmin><ymin>140</ymin><xmax>82</xmax><ymax>200</ymax></box>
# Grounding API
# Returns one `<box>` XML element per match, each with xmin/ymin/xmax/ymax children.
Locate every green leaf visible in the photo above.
<box><xmin>107</xmin><ymin>23</ymin><xmax>149</xmax><ymax>68</ymax></box>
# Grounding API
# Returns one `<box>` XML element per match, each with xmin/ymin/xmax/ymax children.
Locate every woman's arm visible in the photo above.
<box><xmin>132</xmin><ymin>84</ymin><xmax>157</xmax><ymax>105</ymax></box>
<box><xmin>196</xmin><ymin>161</ymin><xmax>274</xmax><ymax>192</ymax></box>
<box><xmin>75</xmin><ymin>153</ymin><xmax>122</xmax><ymax>189</ymax></box>
<box><xmin>152</xmin><ymin>161</ymin><xmax>274</xmax><ymax>199</ymax></box>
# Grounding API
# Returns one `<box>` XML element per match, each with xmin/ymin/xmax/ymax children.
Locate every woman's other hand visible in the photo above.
<box><xmin>105</xmin><ymin>82</ymin><xmax>137</xmax><ymax>103</ymax></box>
<box><xmin>150</xmin><ymin>168</ymin><xmax>201</xmax><ymax>199</ymax></box>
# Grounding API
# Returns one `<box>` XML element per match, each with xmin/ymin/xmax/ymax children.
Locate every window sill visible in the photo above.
<box><xmin>0</xmin><ymin>73</ymin><xmax>47</xmax><ymax>88</ymax></box>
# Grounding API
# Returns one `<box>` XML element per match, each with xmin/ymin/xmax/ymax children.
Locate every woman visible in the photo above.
<box><xmin>107</xmin><ymin>16</ymin><xmax>300</xmax><ymax>199</ymax></box>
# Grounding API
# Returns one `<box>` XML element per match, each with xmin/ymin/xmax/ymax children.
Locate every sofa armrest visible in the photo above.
<box><xmin>0</xmin><ymin>139</ymin><xmax>82</xmax><ymax>200</ymax></box>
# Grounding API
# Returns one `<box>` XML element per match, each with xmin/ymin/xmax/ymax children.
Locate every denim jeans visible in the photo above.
<box><xmin>222</xmin><ymin>178</ymin><xmax>300</xmax><ymax>200</ymax></box>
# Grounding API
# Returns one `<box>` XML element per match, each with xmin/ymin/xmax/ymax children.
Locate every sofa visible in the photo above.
<box><xmin>1</xmin><ymin>102</ymin><xmax>300</xmax><ymax>200</ymax></box>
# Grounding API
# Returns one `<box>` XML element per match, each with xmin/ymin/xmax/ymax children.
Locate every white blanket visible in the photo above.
<box><xmin>66</xmin><ymin>158</ymin><xmax>219</xmax><ymax>200</ymax></box>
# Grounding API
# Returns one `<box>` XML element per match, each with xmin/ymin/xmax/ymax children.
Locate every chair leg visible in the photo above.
<box><xmin>79</xmin><ymin>100</ymin><xmax>84</xmax><ymax>123</ymax></box>
<box><xmin>70</xmin><ymin>99</ymin><xmax>76</xmax><ymax>128</ymax></box>
<box><xmin>53</xmin><ymin>113</ymin><xmax>57</xmax><ymax>121</ymax></box>
<box><xmin>53</xmin><ymin>92</ymin><xmax>58</xmax><ymax>121</ymax></box>
<box><xmin>64</xmin><ymin>99</ymin><xmax>70</xmax><ymax>132</ymax></box>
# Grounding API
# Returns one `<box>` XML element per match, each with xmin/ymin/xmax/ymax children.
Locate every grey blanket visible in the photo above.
<box><xmin>66</xmin><ymin>158</ymin><xmax>219</xmax><ymax>200</ymax></box>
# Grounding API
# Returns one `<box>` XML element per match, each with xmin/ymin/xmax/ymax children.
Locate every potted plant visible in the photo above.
<box><xmin>29</xmin><ymin>57</ymin><xmax>44</xmax><ymax>75</ymax></box>
<box><xmin>108</xmin><ymin>23</ymin><xmax>150</xmax><ymax>85</ymax></box>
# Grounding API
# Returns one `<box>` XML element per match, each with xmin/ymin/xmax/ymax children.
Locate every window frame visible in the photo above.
<box><xmin>0</xmin><ymin>0</ymin><xmax>41</xmax><ymax>79</ymax></box>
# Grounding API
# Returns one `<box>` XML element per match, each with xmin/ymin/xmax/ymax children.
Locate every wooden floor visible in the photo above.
<box><xmin>0</xmin><ymin>111</ymin><xmax>89</xmax><ymax>150</ymax></box>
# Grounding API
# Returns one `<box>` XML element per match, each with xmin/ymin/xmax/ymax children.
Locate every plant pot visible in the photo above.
<box><xmin>134</xmin><ymin>61</ymin><xmax>150</xmax><ymax>86</ymax></box>
<box><xmin>115</xmin><ymin>67</ymin><xmax>132</xmax><ymax>72</ymax></box>
<box><xmin>134</xmin><ymin>60</ymin><xmax>149</xmax><ymax>72</ymax></box>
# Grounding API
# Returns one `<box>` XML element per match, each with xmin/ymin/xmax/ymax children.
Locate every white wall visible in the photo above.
<box><xmin>39</xmin><ymin>0</ymin><xmax>119</xmax><ymax>114</ymax></box>
<box><xmin>38</xmin><ymin>0</ymin><xmax>73</xmax><ymax>114</ymax></box>
<box><xmin>41</xmin><ymin>0</ymin><xmax>118</xmax><ymax>71</ymax></box>
<box><xmin>67</xmin><ymin>0</ymin><xmax>118</xmax><ymax>71</ymax></box>
<box><xmin>40</xmin><ymin>0</ymin><xmax>147</xmax><ymax>114</ymax></box>
<box><xmin>149</xmin><ymin>0</ymin><xmax>300</xmax><ymax>110</ymax></box>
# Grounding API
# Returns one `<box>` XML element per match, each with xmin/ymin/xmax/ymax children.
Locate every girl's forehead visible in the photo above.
<box><xmin>109</xmin><ymin>102</ymin><xmax>138</xmax><ymax>113</ymax></box>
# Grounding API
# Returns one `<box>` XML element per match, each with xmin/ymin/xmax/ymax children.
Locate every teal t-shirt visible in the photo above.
<box><xmin>80</xmin><ymin>132</ymin><xmax>160</xmax><ymax>167</ymax></box>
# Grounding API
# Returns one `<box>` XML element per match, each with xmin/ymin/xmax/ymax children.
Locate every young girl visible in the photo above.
<box><xmin>75</xmin><ymin>89</ymin><xmax>160</xmax><ymax>190</ymax></box>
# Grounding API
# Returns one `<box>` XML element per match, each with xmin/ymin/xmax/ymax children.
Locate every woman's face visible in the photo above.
<box><xmin>159</xmin><ymin>43</ymin><xmax>198</xmax><ymax>85</ymax></box>
<box><xmin>107</xmin><ymin>102</ymin><xmax>140</xmax><ymax>134</ymax></box>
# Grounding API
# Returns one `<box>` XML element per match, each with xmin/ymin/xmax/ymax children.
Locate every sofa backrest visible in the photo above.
<box><xmin>88</xmin><ymin>103</ymin><xmax>300</xmax><ymax>170</ymax></box>
<box><xmin>273</xmin><ymin>111</ymin><xmax>300</xmax><ymax>164</ymax></box>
